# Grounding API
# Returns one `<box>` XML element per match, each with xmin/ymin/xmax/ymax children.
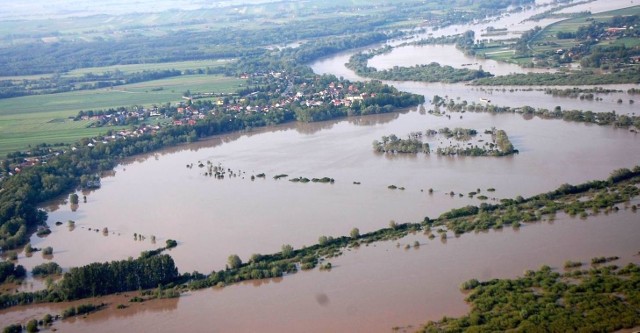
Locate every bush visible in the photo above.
<box><xmin>2</xmin><ymin>324</ymin><xmax>22</xmax><ymax>333</ymax></box>
<box><xmin>281</xmin><ymin>244</ymin><xmax>294</xmax><ymax>258</ymax></box>
<box><xmin>165</xmin><ymin>239</ymin><xmax>177</xmax><ymax>249</ymax></box>
<box><xmin>350</xmin><ymin>228</ymin><xmax>360</xmax><ymax>239</ymax></box>
<box><xmin>36</xmin><ymin>228</ymin><xmax>51</xmax><ymax>237</ymax></box>
<box><xmin>460</xmin><ymin>278</ymin><xmax>480</xmax><ymax>290</ymax></box>
<box><xmin>62</xmin><ymin>307</ymin><xmax>76</xmax><ymax>318</ymax></box>
<box><xmin>69</xmin><ymin>193</ymin><xmax>79</xmax><ymax>205</ymax></box>
<box><xmin>25</xmin><ymin>319</ymin><xmax>38</xmax><ymax>333</ymax></box>
<box><xmin>42</xmin><ymin>247</ymin><xmax>53</xmax><ymax>256</ymax></box>
<box><xmin>32</xmin><ymin>262</ymin><xmax>62</xmax><ymax>277</ymax></box>
<box><xmin>227</xmin><ymin>254</ymin><xmax>242</xmax><ymax>270</ymax></box>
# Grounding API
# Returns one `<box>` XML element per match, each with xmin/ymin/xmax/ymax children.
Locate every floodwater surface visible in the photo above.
<box><xmin>2</xmin><ymin>1</ymin><xmax>639</xmax><ymax>331</ymax></box>
<box><xmin>3</xmin><ymin>208</ymin><xmax>639</xmax><ymax>332</ymax></box>
<box><xmin>19</xmin><ymin>108</ymin><xmax>639</xmax><ymax>276</ymax></box>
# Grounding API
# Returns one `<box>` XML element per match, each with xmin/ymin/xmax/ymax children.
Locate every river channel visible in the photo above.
<box><xmin>1</xmin><ymin>0</ymin><xmax>639</xmax><ymax>331</ymax></box>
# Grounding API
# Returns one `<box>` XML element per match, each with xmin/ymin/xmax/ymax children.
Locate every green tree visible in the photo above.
<box><xmin>25</xmin><ymin>243</ymin><xmax>33</xmax><ymax>254</ymax></box>
<box><xmin>350</xmin><ymin>228</ymin><xmax>360</xmax><ymax>239</ymax></box>
<box><xmin>227</xmin><ymin>254</ymin><xmax>242</xmax><ymax>270</ymax></box>
<box><xmin>3</xmin><ymin>324</ymin><xmax>22</xmax><ymax>333</ymax></box>
<box><xmin>281</xmin><ymin>244</ymin><xmax>294</xmax><ymax>258</ymax></box>
<box><xmin>26</xmin><ymin>319</ymin><xmax>38</xmax><ymax>332</ymax></box>
<box><xmin>69</xmin><ymin>193</ymin><xmax>79</xmax><ymax>205</ymax></box>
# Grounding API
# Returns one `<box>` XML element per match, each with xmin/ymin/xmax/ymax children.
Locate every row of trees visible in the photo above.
<box><xmin>0</xmin><ymin>69</ymin><xmax>184</xmax><ymax>99</ymax></box>
<box><xmin>0</xmin><ymin>254</ymin><xmax>178</xmax><ymax>308</ymax></box>
<box><xmin>435</xmin><ymin>96</ymin><xmax>640</xmax><ymax>129</ymax></box>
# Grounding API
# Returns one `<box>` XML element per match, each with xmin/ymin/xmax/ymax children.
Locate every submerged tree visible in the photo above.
<box><xmin>227</xmin><ymin>254</ymin><xmax>242</xmax><ymax>270</ymax></box>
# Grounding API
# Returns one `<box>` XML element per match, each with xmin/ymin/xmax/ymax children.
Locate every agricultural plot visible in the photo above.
<box><xmin>0</xmin><ymin>75</ymin><xmax>243</xmax><ymax>155</ymax></box>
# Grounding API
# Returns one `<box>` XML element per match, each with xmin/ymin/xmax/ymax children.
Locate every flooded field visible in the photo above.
<box><xmin>2</xmin><ymin>0</ymin><xmax>639</xmax><ymax>331</ymax></box>
<box><xmin>14</xmin><ymin>107</ymin><xmax>637</xmax><ymax>277</ymax></box>
<box><xmin>3</xmin><ymin>208</ymin><xmax>639</xmax><ymax>332</ymax></box>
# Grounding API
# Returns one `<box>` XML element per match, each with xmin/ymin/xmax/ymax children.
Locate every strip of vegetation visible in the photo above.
<box><xmin>62</xmin><ymin>303</ymin><xmax>105</xmax><ymax>318</ymax></box>
<box><xmin>473</xmin><ymin>68</ymin><xmax>640</xmax><ymax>85</ymax></box>
<box><xmin>419</xmin><ymin>262</ymin><xmax>640</xmax><ymax>332</ymax></box>
<box><xmin>346</xmin><ymin>47</ymin><xmax>493</xmax><ymax>83</ymax></box>
<box><xmin>0</xmin><ymin>69</ymin><xmax>186</xmax><ymax>99</ymax></box>
<box><xmin>372</xmin><ymin>134</ymin><xmax>430</xmax><ymax>154</ymax></box>
<box><xmin>542</xmin><ymin>87</ymin><xmax>623</xmax><ymax>99</ymax></box>
<box><xmin>289</xmin><ymin>177</ymin><xmax>335</xmax><ymax>184</ymax></box>
<box><xmin>433</xmin><ymin>95</ymin><xmax>640</xmax><ymax>129</ymax></box>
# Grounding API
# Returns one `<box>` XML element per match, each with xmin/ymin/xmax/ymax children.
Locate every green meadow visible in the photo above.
<box><xmin>0</xmin><ymin>74</ymin><xmax>244</xmax><ymax>155</ymax></box>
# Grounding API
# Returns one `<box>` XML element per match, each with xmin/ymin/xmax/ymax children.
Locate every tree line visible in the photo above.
<box><xmin>0</xmin><ymin>254</ymin><xmax>178</xmax><ymax>308</ymax></box>
<box><xmin>346</xmin><ymin>47</ymin><xmax>493</xmax><ymax>83</ymax></box>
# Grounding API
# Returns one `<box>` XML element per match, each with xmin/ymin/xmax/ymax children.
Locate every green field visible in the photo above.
<box><xmin>65</xmin><ymin>59</ymin><xmax>232</xmax><ymax>77</ymax></box>
<box><xmin>0</xmin><ymin>75</ymin><xmax>244</xmax><ymax>155</ymax></box>
<box><xmin>530</xmin><ymin>5</ymin><xmax>640</xmax><ymax>53</ymax></box>
<box><xmin>474</xmin><ymin>45</ymin><xmax>531</xmax><ymax>65</ymax></box>
<box><xmin>0</xmin><ymin>59</ymin><xmax>232</xmax><ymax>81</ymax></box>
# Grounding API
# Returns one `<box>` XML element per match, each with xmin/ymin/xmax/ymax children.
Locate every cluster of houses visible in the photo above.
<box><xmin>214</xmin><ymin>71</ymin><xmax>374</xmax><ymax>113</ymax></box>
<box><xmin>555</xmin><ymin>23</ymin><xmax>638</xmax><ymax>62</ymax></box>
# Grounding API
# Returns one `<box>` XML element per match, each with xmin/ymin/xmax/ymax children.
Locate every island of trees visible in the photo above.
<box><xmin>372</xmin><ymin>128</ymin><xmax>517</xmax><ymax>156</ymax></box>
<box><xmin>420</xmin><ymin>262</ymin><xmax>640</xmax><ymax>332</ymax></box>
<box><xmin>372</xmin><ymin>134</ymin><xmax>430</xmax><ymax>154</ymax></box>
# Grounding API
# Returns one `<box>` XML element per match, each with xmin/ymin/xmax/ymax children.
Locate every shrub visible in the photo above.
<box><xmin>32</xmin><ymin>262</ymin><xmax>62</xmax><ymax>277</ymax></box>
<box><xmin>25</xmin><ymin>319</ymin><xmax>38</xmax><ymax>333</ymax></box>
<box><xmin>42</xmin><ymin>247</ymin><xmax>53</xmax><ymax>256</ymax></box>
<box><xmin>165</xmin><ymin>239</ymin><xmax>177</xmax><ymax>249</ymax></box>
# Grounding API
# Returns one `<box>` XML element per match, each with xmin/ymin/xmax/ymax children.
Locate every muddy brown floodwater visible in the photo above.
<box><xmin>16</xmin><ymin>110</ymin><xmax>638</xmax><ymax>276</ymax></box>
<box><xmin>2</xmin><ymin>208</ymin><xmax>639</xmax><ymax>332</ymax></box>
<box><xmin>2</xmin><ymin>1</ymin><xmax>639</xmax><ymax>331</ymax></box>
